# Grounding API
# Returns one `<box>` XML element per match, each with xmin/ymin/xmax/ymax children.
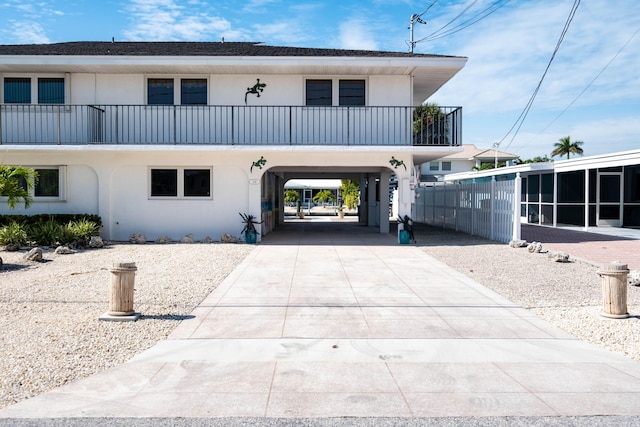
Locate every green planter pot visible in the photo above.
<box><xmin>245</xmin><ymin>230</ymin><xmax>257</xmax><ymax>244</ymax></box>
<box><xmin>399</xmin><ymin>230</ymin><xmax>411</xmax><ymax>244</ymax></box>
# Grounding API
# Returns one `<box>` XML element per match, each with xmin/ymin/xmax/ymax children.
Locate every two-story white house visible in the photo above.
<box><xmin>0</xmin><ymin>41</ymin><xmax>467</xmax><ymax>241</ymax></box>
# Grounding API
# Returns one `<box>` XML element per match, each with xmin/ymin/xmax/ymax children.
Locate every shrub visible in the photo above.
<box><xmin>0</xmin><ymin>221</ymin><xmax>28</xmax><ymax>246</ymax></box>
<box><xmin>28</xmin><ymin>219</ymin><xmax>62</xmax><ymax>246</ymax></box>
<box><xmin>64</xmin><ymin>219</ymin><xmax>99</xmax><ymax>245</ymax></box>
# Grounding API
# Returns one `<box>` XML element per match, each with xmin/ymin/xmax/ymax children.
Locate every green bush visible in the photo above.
<box><xmin>28</xmin><ymin>219</ymin><xmax>62</xmax><ymax>246</ymax></box>
<box><xmin>62</xmin><ymin>219</ymin><xmax>99</xmax><ymax>245</ymax></box>
<box><xmin>0</xmin><ymin>221</ymin><xmax>28</xmax><ymax>246</ymax></box>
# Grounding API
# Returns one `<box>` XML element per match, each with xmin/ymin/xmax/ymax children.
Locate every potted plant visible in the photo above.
<box><xmin>239</xmin><ymin>212</ymin><xmax>261</xmax><ymax>244</ymax></box>
<box><xmin>336</xmin><ymin>205</ymin><xmax>345</xmax><ymax>219</ymax></box>
<box><xmin>397</xmin><ymin>215</ymin><xmax>415</xmax><ymax>244</ymax></box>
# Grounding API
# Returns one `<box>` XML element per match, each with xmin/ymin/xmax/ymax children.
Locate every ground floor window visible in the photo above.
<box><xmin>149</xmin><ymin>167</ymin><xmax>211</xmax><ymax>199</ymax></box>
<box><xmin>14</xmin><ymin>166</ymin><xmax>64</xmax><ymax>201</ymax></box>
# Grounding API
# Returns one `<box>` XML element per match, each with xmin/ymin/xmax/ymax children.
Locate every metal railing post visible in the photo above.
<box><xmin>57</xmin><ymin>105</ymin><xmax>61</xmax><ymax>145</ymax></box>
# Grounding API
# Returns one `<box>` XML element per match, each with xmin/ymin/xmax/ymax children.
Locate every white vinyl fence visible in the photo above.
<box><xmin>414</xmin><ymin>178</ymin><xmax>519</xmax><ymax>243</ymax></box>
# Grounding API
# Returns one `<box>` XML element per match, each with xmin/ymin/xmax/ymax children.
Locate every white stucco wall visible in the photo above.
<box><xmin>63</xmin><ymin>73</ymin><xmax>414</xmax><ymax>107</ymax></box>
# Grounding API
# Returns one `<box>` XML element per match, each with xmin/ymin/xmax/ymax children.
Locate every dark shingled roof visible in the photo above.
<box><xmin>0</xmin><ymin>41</ymin><xmax>458</xmax><ymax>58</ymax></box>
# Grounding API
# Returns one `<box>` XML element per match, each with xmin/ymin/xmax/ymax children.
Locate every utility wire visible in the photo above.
<box><xmin>414</xmin><ymin>0</ymin><xmax>478</xmax><ymax>45</ymax></box>
<box><xmin>418</xmin><ymin>0</ymin><xmax>438</xmax><ymax>17</ymax></box>
<box><xmin>501</xmin><ymin>0</ymin><xmax>581</xmax><ymax>151</ymax></box>
<box><xmin>526</xmin><ymin>23</ymin><xmax>640</xmax><ymax>142</ymax></box>
<box><xmin>421</xmin><ymin>0</ymin><xmax>512</xmax><ymax>42</ymax></box>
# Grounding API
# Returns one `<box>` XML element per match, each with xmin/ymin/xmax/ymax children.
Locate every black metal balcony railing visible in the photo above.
<box><xmin>0</xmin><ymin>104</ymin><xmax>461</xmax><ymax>146</ymax></box>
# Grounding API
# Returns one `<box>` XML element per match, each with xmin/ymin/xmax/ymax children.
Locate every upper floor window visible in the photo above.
<box><xmin>147</xmin><ymin>77</ymin><xmax>209</xmax><ymax>105</ymax></box>
<box><xmin>339</xmin><ymin>80</ymin><xmax>365</xmax><ymax>106</ymax></box>
<box><xmin>430</xmin><ymin>161</ymin><xmax>439</xmax><ymax>171</ymax></box>
<box><xmin>3</xmin><ymin>76</ymin><xmax>66</xmax><ymax>104</ymax></box>
<box><xmin>181</xmin><ymin>79</ymin><xmax>207</xmax><ymax>105</ymax></box>
<box><xmin>38</xmin><ymin>78</ymin><xmax>65</xmax><ymax>104</ymax></box>
<box><xmin>442</xmin><ymin>161</ymin><xmax>452</xmax><ymax>171</ymax></box>
<box><xmin>305</xmin><ymin>78</ymin><xmax>366</xmax><ymax>106</ymax></box>
<box><xmin>306</xmin><ymin>80</ymin><xmax>332</xmax><ymax>106</ymax></box>
<box><xmin>147</xmin><ymin>78</ymin><xmax>174</xmax><ymax>105</ymax></box>
<box><xmin>4</xmin><ymin>78</ymin><xmax>32</xmax><ymax>103</ymax></box>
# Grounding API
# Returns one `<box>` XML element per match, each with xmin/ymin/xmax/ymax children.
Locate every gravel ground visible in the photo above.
<box><xmin>415</xmin><ymin>224</ymin><xmax>640</xmax><ymax>363</ymax></box>
<box><xmin>0</xmin><ymin>242</ymin><xmax>254</xmax><ymax>410</ymax></box>
<box><xmin>1</xmin><ymin>226</ymin><xmax>639</xmax><ymax>413</ymax></box>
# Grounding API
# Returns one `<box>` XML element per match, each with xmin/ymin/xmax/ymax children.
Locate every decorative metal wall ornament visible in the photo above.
<box><xmin>389</xmin><ymin>156</ymin><xmax>407</xmax><ymax>171</ymax></box>
<box><xmin>245</xmin><ymin>79</ymin><xmax>267</xmax><ymax>104</ymax></box>
<box><xmin>251</xmin><ymin>156</ymin><xmax>267</xmax><ymax>172</ymax></box>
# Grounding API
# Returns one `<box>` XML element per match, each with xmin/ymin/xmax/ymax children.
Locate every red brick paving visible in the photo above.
<box><xmin>521</xmin><ymin>224</ymin><xmax>640</xmax><ymax>271</ymax></box>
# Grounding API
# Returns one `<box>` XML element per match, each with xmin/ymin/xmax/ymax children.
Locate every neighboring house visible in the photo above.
<box><xmin>420</xmin><ymin>144</ymin><xmax>519</xmax><ymax>182</ymax></box>
<box><xmin>283</xmin><ymin>179</ymin><xmax>341</xmax><ymax>206</ymax></box>
<box><xmin>0</xmin><ymin>41</ymin><xmax>466</xmax><ymax>241</ymax></box>
<box><xmin>442</xmin><ymin>149</ymin><xmax>640</xmax><ymax>229</ymax></box>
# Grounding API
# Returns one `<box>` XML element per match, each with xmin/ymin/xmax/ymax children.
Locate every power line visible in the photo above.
<box><xmin>526</xmin><ymin>23</ymin><xmax>640</xmax><ymax>143</ymax></box>
<box><xmin>421</xmin><ymin>0</ymin><xmax>512</xmax><ymax>42</ymax></box>
<box><xmin>501</xmin><ymin>0</ymin><xmax>581</xmax><ymax>151</ymax></box>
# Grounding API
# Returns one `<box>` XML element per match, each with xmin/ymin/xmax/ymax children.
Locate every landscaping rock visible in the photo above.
<box><xmin>220</xmin><ymin>233</ymin><xmax>239</xmax><ymax>243</ymax></box>
<box><xmin>89</xmin><ymin>236</ymin><xmax>104</xmax><ymax>248</ymax></box>
<box><xmin>5</xmin><ymin>244</ymin><xmax>20</xmax><ymax>252</ymax></box>
<box><xmin>55</xmin><ymin>246</ymin><xmax>74</xmax><ymax>255</ymax></box>
<box><xmin>548</xmin><ymin>251</ymin><xmax>570</xmax><ymax>263</ymax></box>
<box><xmin>527</xmin><ymin>241</ymin><xmax>543</xmax><ymax>253</ymax></box>
<box><xmin>129</xmin><ymin>233</ymin><xmax>147</xmax><ymax>244</ymax></box>
<box><xmin>180</xmin><ymin>234</ymin><xmax>195</xmax><ymax>244</ymax></box>
<box><xmin>24</xmin><ymin>247</ymin><xmax>43</xmax><ymax>262</ymax></box>
<box><xmin>509</xmin><ymin>239</ymin><xmax>528</xmax><ymax>248</ymax></box>
<box><xmin>629</xmin><ymin>270</ymin><xmax>640</xmax><ymax>287</ymax></box>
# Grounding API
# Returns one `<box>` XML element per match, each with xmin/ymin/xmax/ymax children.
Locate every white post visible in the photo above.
<box><xmin>512</xmin><ymin>173</ymin><xmax>522</xmax><ymax>240</ymax></box>
<box><xmin>490</xmin><ymin>176</ymin><xmax>496</xmax><ymax>241</ymax></box>
<box><xmin>584</xmin><ymin>168</ymin><xmax>590</xmax><ymax>231</ymax></box>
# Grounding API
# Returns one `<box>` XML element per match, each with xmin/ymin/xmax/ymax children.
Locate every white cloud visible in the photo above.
<box><xmin>10</xmin><ymin>21</ymin><xmax>50</xmax><ymax>43</ymax></box>
<box><xmin>338</xmin><ymin>19</ymin><xmax>378</xmax><ymax>50</ymax></box>
<box><xmin>123</xmin><ymin>0</ymin><xmax>232</xmax><ymax>41</ymax></box>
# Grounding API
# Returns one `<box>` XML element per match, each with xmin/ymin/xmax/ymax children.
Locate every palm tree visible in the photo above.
<box><xmin>551</xmin><ymin>136</ymin><xmax>584</xmax><ymax>159</ymax></box>
<box><xmin>0</xmin><ymin>166</ymin><xmax>37</xmax><ymax>209</ymax></box>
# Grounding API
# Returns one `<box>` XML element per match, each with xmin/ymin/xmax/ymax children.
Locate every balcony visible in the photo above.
<box><xmin>0</xmin><ymin>104</ymin><xmax>461</xmax><ymax>147</ymax></box>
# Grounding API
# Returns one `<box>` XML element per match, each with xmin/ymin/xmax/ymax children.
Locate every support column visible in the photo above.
<box><xmin>367</xmin><ymin>174</ymin><xmax>378</xmax><ymax>227</ymax></box>
<box><xmin>248</xmin><ymin>177</ymin><xmax>262</xmax><ymax>242</ymax></box>
<box><xmin>359</xmin><ymin>175</ymin><xmax>367</xmax><ymax>225</ymax></box>
<box><xmin>379</xmin><ymin>170</ymin><xmax>391</xmax><ymax>234</ymax></box>
<box><xmin>584</xmin><ymin>168</ymin><xmax>590</xmax><ymax>231</ymax></box>
<box><xmin>512</xmin><ymin>173</ymin><xmax>522</xmax><ymax>241</ymax></box>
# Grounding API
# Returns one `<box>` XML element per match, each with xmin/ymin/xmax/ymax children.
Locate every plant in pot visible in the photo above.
<box><xmin>239</xmin><ymin>212</ymin><xmax>261</xmax><ymax>244</ymax></box>
<box><xmin>336</xmin><ymin>205</ymin><xmax>345</xmax><ymax>219</ymax></box>
<box><xmin>397</xmin><ymin>215</ymin><xmax>415</xmax><ymax>244</ymax></box>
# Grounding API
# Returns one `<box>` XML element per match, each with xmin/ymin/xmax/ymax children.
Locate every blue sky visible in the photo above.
<box><xmin>1</xmin><ymin>0</ymin><xmax>638</xmax><ymax>160</ymax></box>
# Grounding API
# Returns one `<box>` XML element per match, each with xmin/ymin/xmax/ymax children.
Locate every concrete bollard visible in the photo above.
<box><xmin>598</xmin><ymin>261</ymin><xmax>630</xmax><ymax>319</ymax></box>
<box><xmin>99</xmin><ymin>262</ymin><xmax>140</xmax><ymax>321</ymax></box>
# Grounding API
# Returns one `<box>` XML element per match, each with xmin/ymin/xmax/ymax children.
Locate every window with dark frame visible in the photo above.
<box><xmin>17</xmin><ymin>168</ymin><xmax>60</xmax><ymax>197</ymax></box>
<box><xmin>38</xmin><ymin>78</ymin><xmax>65</xmax><ymax>104</ymax></box>
<box><xmin>305</xmin><ymin>79</ymin><xmax>332</xmax><ymax>106</ymax></box>
<box><xmin>339</xmin><ymin>80</ymin><xmax>365</xmax><ymax>106</ymax></box>
<box><xmin>442</xmin><ymin>161</ymin><xmax>452</xmax><ymax>171</ymax></box>
<box><xmin>34</xmin><ymin>169</ymin><xmax>60</xmax><ymax>197</ymax></box>
<box><xmin>150</xmin><ymin>168</ymin><xmax>211</xmax><ymax>198</ymax></box>
<box><xmin>184</xmin><ymin>169</ymin><xmax>210</xmax><ymax>197</ymax></box>
<box><xmin>151</xmin><ymin>169</ymin><xmax>178</xmax><ymax>196</ymax></box>
<box><xmin>181</xmin><ymin>79</ymin><xmax>207</xmax><ymax>105</ymax></box>
<box><xmin>147</xmin><ymin>78</ymin><xmax>174</xmax><ymax>105</ymax></box>
<box><xmin>4</xmin><ymin>77</ymin><xmax>31</xmax><ymax>103</ymax></box>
